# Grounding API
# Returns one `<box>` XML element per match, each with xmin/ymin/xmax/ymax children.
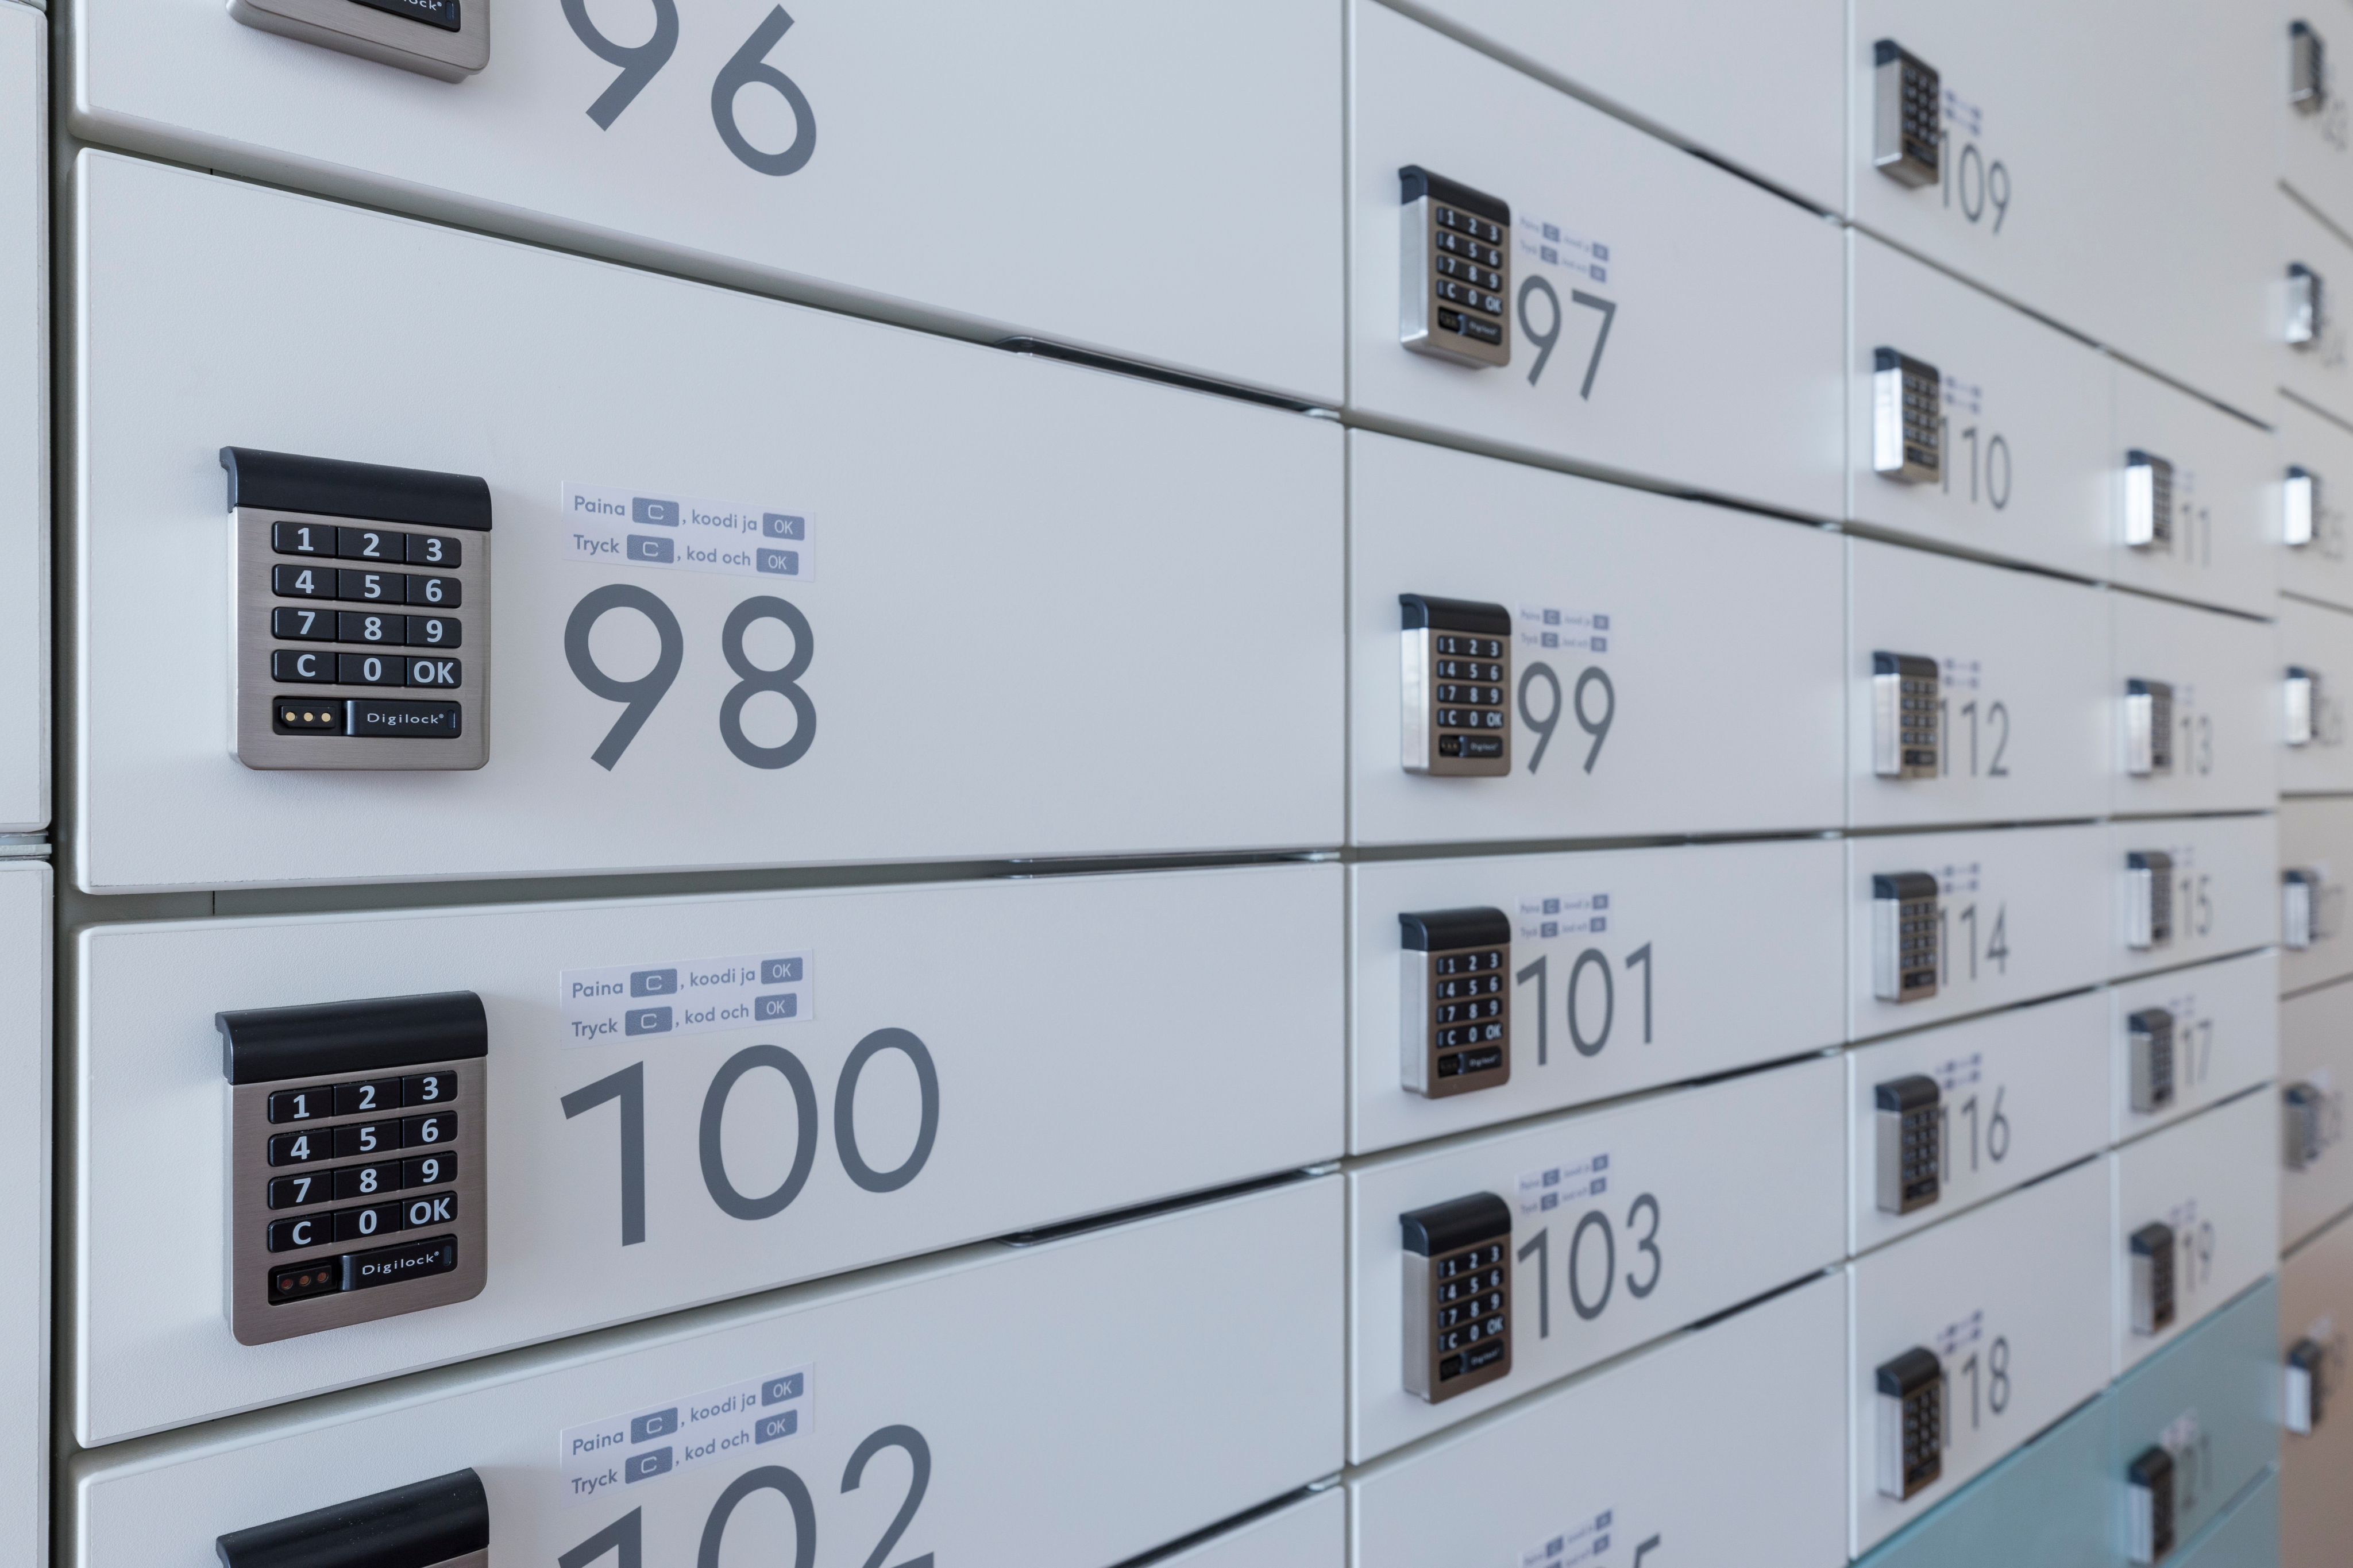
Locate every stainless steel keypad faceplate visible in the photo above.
<box><xmin>1873</xmin><ymin>1074</ymin><xmax>1942</xmax><ymax>1215</ymax></box>
<box><xmin>227</xmin><ymin>0</ymin><xmax>488</xmax><ymax>82</ymax></box>
<box><xmin>2125</xmin><ymin>1445</ymin><xmax>2176</xmax><ymax>1565</ymax></box>
<box><xmin>222</xmin><ymin>991</ymin><xmax>488</xmax><ymax>1345</ymax></box>
<box><xmin>2288</xmin><ymin>666</ymin><xmax>2319</xmax><ymax>748</ymax></box>
<box><xmin>1874</xmin><ymin>1346</ymin><xmax>1946</xmax><ymax>1500</ymax></box>
<box><xmin>216</xmin><ymin>1470</ymin><xmax>489</xmax><ymax>1568</ymax></box>
<box><xmin>2286</xmin><ymin>1081</ymin><xmax>2329</xmax><ymax>1171</ymax></box>
<box><xmin>2287</xmin><ymin>867</ymin><xmax>2321</xmax><ymax>949</ymax></box>
<box><xmin>1871</xmin><ymin>349</ymin><xmax>1942</xmax><ymax>484</ymax></box>
<box><xmin>1398</xmin><ymin>908</ymin><xmax>1510</xmax><ymax>1098</ymax></box>
<box><xmin>2291</xmin><ymin>262</ymin><xmax>2325</xmax><ymax>348</ymax></box>
<box><xmin>2123</xmin><ymin>450</ymin><xmax>2175</xmax><ymax>550</ymax></box>
<box><xmin>2294</xmin><ymin>21</ymin><xmax>2329</xmax><ymax>114</ymax></box>
<box><xmin>2289</xmin><ymin>465</ymin><xmax>2320</xmax><ymax>548</ymax></box>
<box><xmin>1400</xmin><ymin>594</ymin><xmax>1511</xmax><ymax>777</ymax></box>
<box><xmin>2130</xmin><ymin>1219</ymin><xmax>2177</xmax><ymax>1336</ymax></box>
<box><xmin>1400</xmin><ymin>1192</ymin><xmax>1511</xmax><ymax>1403</ymax></box>
<box><xmin>2126</xmin><ymin>851</ymin><xmax>2174</xmax><ymax>950</ymax></box>
<box><xmin>2129</xmin><ymin>1007</ymin><xmax>2178</xmax><ymax>1114</ymax></box>
<box><xmin>1872</xmin><ymin>42</ymin><xmax>1942</xmax><ymax>189</ymax></box>
<box><xmin>1398</xmin><ymin>166</ymin><xmax>1511</xmax><ymax>370</ymax></box>
<box><xmin>225</xmin><ymin>449</ymin><xmax>491</xmax><ymax>771</ymax></box>
<box><xmin>2124</xmin><ymin>678</ymin><xmax>2174</xmax><ymax>777</ymax></box>
<box><xmin>2288</xmin><ymin>1336</ymin><xmax>2328</xmax><ymax>1435</ymax></box>
<box><xmin>1872</xmin><ymin>872</ymin><xmax>1940</xmax><ymax>1003</ymax></box>
<box><xmin>1871</xmin><ymin>651</ymin><xmax>1940</xmax><ymax>778</ymax></box>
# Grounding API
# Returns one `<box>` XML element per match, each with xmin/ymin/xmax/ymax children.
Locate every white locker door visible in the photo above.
<box><xmin>2279</xmin><ymin>190</ymin><xmax>2353</xmax><ymax>432</ymax></box>
<box><xmin>68</xmin><ymin>0</ymin><xmax>1342</xmax><ymax>403</ymax></box>
<box><xmin>2277</xmin><ymin>0</ymin><xmax>2353</xmax><ymax>241</ymax></box>
<box><xmin>2283</xmin><ymin>975</ymin><xmax>2353</xmax><ymax>1248</ymax></box>
<box><xmin>2111</xmin><ymin>949</ymin><xmax>2282</xmax><ymax>1146</ymax></box>
<box><xmin>1151</xmin><ymin>1490</ymin><xmax>1344</xmax><ymax>1568</ymax></box>
<box><xmin>2282</xmin><ymin>595</ymin><xmax>2353</xmax><ymax>793</ymax></box>
<box><xmin>73</xmin><ymin>153</ymin><xmax>1345</xmax><ymax>893</ymax></box>
<box><xmin>1347</xmin><ymin>840</ymin><xmax>1845</xmax><ymax>1156</ymax></box>
<box><xmin>2108</xmin><ymin>356</ymin><xmax>2281</xmax><ymax>618</ymax></box>
<box><xmin>0</xmin><ymin>2</ymin><xmax>41</xmax><ymax>833</ymax></box>
<box><xmin>2102</xmin><ymin>814</ymin><xmax>2281</xmax><ymax>981</ymax></box>
<box><xmin>1846</xmin><ymin>230</ymin><xmax>2112</xmax><ymax>584</ymax></box>
<box><xmin>2110</xmin><ymin>1090</ymin><xmax>2283</xmax><ymax>1377</ymax></box>
<box><xmin>1846</xmin><ymin>1</ymin><xmax>2275</xmax><ymax>418</ymax></box>
<box><xmin>2283</xmin><ymin>797</ymin><xmax>2353</xmax><ymax>992</ymax></box>
<box><xmin>1846</xmin><ymin>540</ymin><xmax>2108</xmax><ymax>830</ymax></box>
<box><xmin>1845</xmin><ymin>825</ymin><xmax>2111</xmax><ymax>1041</ymax></box>
<box><xmin>2107</xmin><ymin>592</ymin><xmax>2281</xmax><ymax>817</ymax></box>
<box><xmin>2281</xmin><ymin>1206</ymin><xmax>2353</xmax><ymax>1568</ymax></box>
<box><xmin>1347</xmin><ymin>1277</ymin><xmax>1846</xmax><ymax>1568</ymax></box>
<box><xmin>70</xmin><ymin>1177</ymin><xmax>1343</xmax><ymax>1568</ymax></box>
<box><xmin>1846</xmin><ymin>1160</ymin><xmax>2112</xmax><ymax>1557</ymax></box>
<box><xmin>1345</xmin><ymin>1056</ymin><xmax>1842</xmax><ymax>1462</ymax></box>
<box><xmin>1382</xmin><ymin>0</ymin><xmax>1845</xmax><ymax>211</ymax></box>
<box><xmin>74</xmin><ymin>864</ymin><xmax>1340</xmax><ymax>1445</ymax></box>
<box><xmin>1346</xmin><ymin>1</ymin><xmax>1843</xmax><ymax>519</ymax></box>
<box><xmin>1845</xmin><ymin>991</ymin><xmax>2109</xmax><ymax>1257</ymax></box>
<box><xmin>0</xmin><ymin>862</ymin><xmax>47</xmax><ymax>1568</ymax></box>
<box><xmin>1348</xmin><ymin>431</ymin><xmax>1843</xmax><ymax>849</ymax></box>
<box><xmin>2277</xmin><ymin>392</ymin><xmax>2353</xmax><ymax>611</ymax></box>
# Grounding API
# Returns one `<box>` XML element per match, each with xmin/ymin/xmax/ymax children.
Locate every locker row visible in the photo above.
<box><xmin>52</xmin><ymin>1145</ymin><xmax>2317</xmax><ymax>1568</ymax></box>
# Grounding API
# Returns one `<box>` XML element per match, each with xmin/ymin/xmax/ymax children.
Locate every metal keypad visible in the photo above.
<box><xmin>1872</xmin><ymin>349</ymin><xmax>1942</xmax><ymax>485</ymax></box>
<box><xmin>2287</xmin><ymin>667</ymin><xmax>2318</xmax><ymax>748</ymax></box>
<box><xmin>1874</xmin><ymin>1346</ymin><xmax>1946</xmax><ymax>1499</ymax></box>
<box><xmin>1398</xmin><ymin>908</ymin><xmax>1511</xmax><ymax>1097</ymax></box>
<box><xmin>1401</xmin><ymin>594</ymin><xmax>1512</xmax><ymax>776</ymax></box>
<box><xmin>2290</xmin><ymin>262</ymin><xmax>2325</xmax><ymax>348</ymax></box>
<box><xmin>2288</xmin><ymin>1337</ymin><xmax>2329</xmax><ymax>1435</ymax></box>
<box><xmin>2286</xmin><ymin>1081</ymin><xmax>2329</xmax><ymax>1171</ymax></box>
<box><xmin>2126</xmin><ymin>679</ymin><xmax>2174</xmax><ymax>777</ymax></box>
<box><xmin>2286</xmin><ymin>867</ymin><xmax>2321</xmax><ymax>949</ymax></box>
<box><xmin>2125</xmin><ymin>1446</ymin><xmax>2176</xmax><ymax>1564</ymax></box>
<box><xmin>1874</xmin><ymin>1075</ymin><xmax>1942</xmax><ymax>1215</ymax></box>
<box><xmin>2129</xmin><ymin>1008</ymin><xmax>2177</xmax><ymax>1114</ymax></box>
<box><xmin>1873</xmin><ymin>872</ymin><xmax>1941</xmax><ymax>1003</ymax></box>
<box><xmin>2130</xmin><ymin>1220</ymin><xmax>2177</xmax><ymax>1336</ymax></box>
<box><xmin>1872</xmin><ymin>651</ymin><xmax>1941</xmax><ymax>778</ymax></box>
<box><xmin>1872</xmin><ymin>41</ymin><xmax>1942</xmax><ymax>188</ymax></box>
<box><xmin>225</xmin><ymin>447</ymin><xmax>491</xmax><ymax>770</ymax></box>
<box><xmin>222</xmin><ymin>991</ymin><xmax>488</xmax><ymax>1344</ymax></box>
<box><xmin>2126</xmin><ymin>851</ymin><xmax>2174</xmax><ymax>950</ymax></box>
<box><xmin>2124</xmin><ymin>451</ymin><xmax>2175</xmax><ymax>550</ymax></box>
<box><xmin>1400</xmin><ymin>1192</ymin><xmax>1512</xmax><ymax>1403</ymax></box>
<box><xmin>1398</xmin><ymin>165</ymin><xmax>1512</xmax><ymax>369</ymax></box>
<box><xmin>2294</xmin><ymin>21</ymin><xmax>2329</xmax><ymax>114</ymax></box>
<box><xmin>2288</xmin><ymin>465</ymin><xmax>2320</xmax><ymax>548</ymax></box>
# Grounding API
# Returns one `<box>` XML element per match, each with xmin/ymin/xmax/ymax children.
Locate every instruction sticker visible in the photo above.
<box><xmin>563</xmin><ymin>481</ymin><xmax>816</xmax><ymax>581</ymax></box>
<box><xmin>561</xmin><ymin>1365</ymin><xmax>813</xmax><ymax>1506</ymax></box>
<box><xmin>561</xmin><ymin>951</ymin><xmax>813</xmax><ymax>1048</ymax></box>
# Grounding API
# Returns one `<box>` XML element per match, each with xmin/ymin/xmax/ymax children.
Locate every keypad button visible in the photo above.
<box><xmin>331</xmin><ymin>1077</ymin><xmax>402</xmax><ymax>1117</ymax></box>
<box><xmin>267</xmin><ymin>1086</ymin><xmax>333</xmax><ymax>1123</ymax></box>
<box><xmin>405</xmin><ymin>1110</ymin><xmax>457</xmax><ymax>1147</ymax></box>
<box><xmin>272</xmin><ymin>520</ymin><xmax>335</xmax><ymax>557</ymax></box>
<box><xmin>268</xmin><ymin>1129</ymin><xmax>328</xmax><ymax>1165</ymax></box>
<box><xmin>338</xmin><ymin>526</ymin><xmax>407</xmax><ymax>562</ymax></box>
<box><xmin>267</xmin><ymin>1215</ymin><xmax>329</xmax><ymax>1252</ymax></box>
<box><xmin>334</xmin><ymin>1203</ymin><xmax>404</xmax><ymax>1243</ymax></box>
<box><xmin>404</xmin><ymin>655</ymin><xmax>461</xmax><ymax>690</ymax></box>
<box><xmin>332</xmin><ymin>1120</ymin><xmax>399</xmax><ymax>1159</ymax></box>
<box><xmin>403</xmin><ymin>1071</ymin><xmax>457</xmax><ymax>1107</ymax></box>
<box><xmin>401</xmin><ymin>1191</ymin><xmax>458</xmax><ymax>1230</ymax></box>
<box><xmin>406</xmin><ymin>574</ymin><xmax>461</xmax><ymax>608</ymax></box>
<box><xmin>271</xmin><ymin>606</ymin><xmax>335</xmax><ymax>642</ymax></box>
<box><xmin>338</xmin><ymin>569</ymin><xmax>402</xmax><ymax>604</ymax></box>
<box><xmin>271</xmin><ymin>649</ymin><xmax>334</xmax><ymax>684</ymax></box>
<box><xmin>406</xmin><ymin>616</ymin><xmax>461</xmax><ymax>650</ymax></box>
<box><xmin>272</xmin><ymin>563</ymin><xmax>335</xmax><ymax>598</ymax></box>
<box><xmin>338</xmin><ymin>611</ymin><xmax>404</xmax><ymax>645</ymax></box>
<box><xmin>333</xmin><ymin>1161</ymin><xmax>403</xmax><ymax>1201</ymax></box>
<box><xmin>406</xmin><ymin>532</ymin><xmax>461</xmax><ymax>568</ymax></box>
<box><xmin>403</xmin><ymin>1152</ymin><xmax>457</xmax><ymax>1189</ymax></box>
<box><xmin>337</xmin><ymin>652</ymin><xmax>406</xmax><ymax>687</ymax></box>
<box><xmin>267</xmin><ymin>1172</ymin><xmax>329</xmax><ymax>1210</ymax></box>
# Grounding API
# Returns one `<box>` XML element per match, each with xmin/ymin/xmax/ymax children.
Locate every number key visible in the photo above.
<box><xmin>267</xmin><ymin>1172</ymin><xmax>327</xmax><ymax>1209</ymax></box>
<box><xmin>333</xmin><ymin>1077</ymin><xmax>401</xmax><ymax>1117</ymax></box>
<box><xmin>403</xmin><ymin>1152</ymin><xmax>457</xmax><ymax>1188</ymax></box>
<box><xmin>271</xmin><ymin>606</ymin><xmax>334</xmax><ymax>642</ymax></box>
<box><xmin>333</xmin><ymin>1161</ymin><xmax>402</xmax><ymax>1200</ymax></box>
<box><xmin>338</xmin><ymin>526</ymin><xmax>406</xmax><ymax>561</ymax></box>
<box><xmin>268</xmin><ymin>1130</ymin><xmax>326</xmax><ymax>1165</ymax></box>
<box><xmin>406</xmin><ymin>532</ymin><xmax>461</xmax><ymax>568</ymax></box>
<box><xmin>338</xmin><ymin>612</ymin><xmax>403</xmax><ymax>645</ymax></box>
<box><xmin>272</xmin><ymin>565</ymin><xmax>334</xmax><ymax>598</ymax></box>
<box><xmin>334</xmin><ymin>1202</ymin><xmax>403</xmax><ymax>1242</ymax></box>
<box><xmin>404</xmin><ymin>1110</ymin><xmax>456</xmax><ymax>1146</ymax></box>
<box><xmin>406</xmin><ymin>574</ymin><xmax>461</xmax><ymax>608</ymax></box>
<box><xmin>406</xmin><ymin>616</ymin><xmax>460</xmax><ymax>649</ymax></box>
<box><xmin>267</xmin><ymin>1086</ymin><xmax>332</xmax><ymax>1123</ymax></box>
<box><xmin>333</xmin><ymin>1119</ymin><xmax>398</xmax><ymax>1158</ymax></box>
<box><xmin>272</xmin><ymin>520</ymin><xmax>333</xmax><ymax>556</ymax></box>
<box><xmin>338</xmin><ymin>570</ymin><xmax>400</xmax><ymax>603</ymax></box>
<box><xmin>403</xmin><ymin>1071</ymin><xmax>457</xmax><ymax>1106</ymax></box>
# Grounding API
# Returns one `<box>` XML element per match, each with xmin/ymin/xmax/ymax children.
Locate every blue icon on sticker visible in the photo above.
<box><xmin>1590</xmin><ymin>916</ymin><xmax>1606</xmax><ymax>932</ymax></box>
<box><xmin>1542</xmin><ymin>898</ymin><xmax>1560</xmax><ymax>915</ymax></box>
<box><xmin>624</xmin><ymin>1449</ymin><xmax>673</xmax><ymax>1484</ymax></box>
<box><xmin>1592</xmin><ymin>894</ymin><xmax>1608</xmax><ymax>909</ymax></box>
<box><xmin>755</xmin><ymin>994</ymin><xmax>797</xmax><ymax>1021</ymax></box>
<box><xmin>1543</xmin><ymin>223</ymin><xmax>1559</xmax><ymax>242</ymax></box>
<box><xmin>631</xmin><ymin>497</ymin><xmax>678</xmax><ymax>527</ymax></box>
<box><xmin>631</xmin><ymin>968</ymin><xmax>678</xmax><ymax>998</ymax></box>
<box><xmin>762</xmin><ymin>957</ymin><xmax>803</xmax><ymax>985</ymax></box>
<box><xmin>763</xmin><ymin>513</ymin><xmax>805</xmax><ymax>540</ymax></box>
<box><xmin>756</xmin><ymin>549</ymin><xmax>800</xmax><ymax>576</ymax></box>
<box><xmin>1590</xmin><ymin>636</ymin><xmax>1607</xmax><ymax>653</ymax></box>
<box><xmin>1541</xmin><ymin>632</ymin><xmax>1559</xmax><ymax>648</ymax></box>
<box><xmin>626</xmin><ymin>1007</ymin><xmax>673</xmax><ymax>1036</ymax></box>
<box><xmin>1541</xmin><ymin>921</ymin><xmax>1559</xmax><ymax>939</ymax></box>
<box><xmin>762</xmin><ymin>1373</ymin><xmax>803</xmax><ymax>1404</ymax></box>
<box><xmin>756</xmin><ymin>1412</ymin><xmax>799</xmax><ymax>1444</ymax></box>
<box><xmin>630</xmin><ymin>1409</ymin><xmax>678</xmax><ymax>1443</ymax></box>
<box><xmin>1541</xmin><ymin>244</ymin><xmax>1559</xmax><ymax>264</ymax></box>
<box><xmin>627</xmin><ymin>535</ymin><xmax>675</xmax><ymax>564</ymax></box>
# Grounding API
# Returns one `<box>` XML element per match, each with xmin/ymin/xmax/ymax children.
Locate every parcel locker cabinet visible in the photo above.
<box><xmin>2111</xmin><ymin>1090</ymin><xmax>2283</xmax><ymax>1378</ymax></box>
<box><xmin>2281</xmin><ymin>1206</ymin><xmax>2353</xmax><ymax>1566</ymax></box>
<box><xmin>2173</xmin><ymin>1472</ymin><xmax>2281</xmax><ymax>1568</ymax></box>
<box><xmin>0</xmin><ymin>864</ymin><xmax>47</xmax><ymax>1568</ymax></box>
<box><xmin>1846</xmin><ymin>1159</ymin><xmax>2112</xmax><ymax>1556</ymax></box>
<box><xmin>2277</xmin><ymin>393</ymin><xmax>2353</xmax><ymax>611</ymax></box>
<box><xmin>1348</xmin><ymin>1276</ymin><xmax>1845</xmax><ymax>1568</ymax></box>
<box><xmin>72</xmin><ymin>155</ymin><xmax>1343</xmax><ymax>894</ymax></box>
<box><xmin>1845</xmin><ymin>824</ymin><xmax>2111</xmax><ymax>1041</ymax></box>
<box><xmin>1345</xmin><ymin>1053</ymin><xmax>1841</xmax><ymax>1462</ymax></box>
<box><xmin>2282</xmin><ymin>797</ymin><xmax>2353</xmax><ymax>991</ymax></box>
<box><xmin>1846</xmin><ymin>230</ymin><xmax>2112</xmax><ymax>585</ymax></box>
<box><xmin>0</xmin><ymin>3</ymin><xmax>40</xmax><ymax>833</ymax></box>
<box><xmin>1347</xmin><ymin>839</ymin><xmax>1843</xmax><ymax>1155</ymax></box>
<box><xmin>1844</xmin><ymin>991</ymin><xmax>2108</xmax><ymax>1257</ymax></box>
<box><xmin>73</xmin><ymin>862</ymin><xmax>1340</xmax><ymax>1445</ymax></box>
<box><xmin>2109</xmin><ymin>1277</ymin><xmax>2283</xmax><ymax>1567</ymax></box>
<box><xmin>2283</xmin><ymin>975</ymin><xmax>2353</xmax><ymax>1248</ymax></box>
<box><xmin>1348</xmin><ymin>432</ymin><xmax>1843</xmax><ymax>849</ymax></box>
<box><xmin>2111</xmin><ymin>949</ymin><xmax>2281</xmax><ymax>1147</ymax></box>
<box><xmin>1847</xmin><ymin>3</ymin><xmax>2275</xmax><ymax>419</ymax></box>
<box><xmin>2109</xmin><ymin>593</ymin><xmax>2282</xmax><ymax>817</ymax></box>
<box><xmin>2108</xmin><ymin>357</ymin><xmax>2282</xmax><ymax>619</ymax></box>
<box><xmin>1346</xmin><ymin>2</ymin><xmax>1843</xmax><ymax>520</ymax></box>
<box><xmin>68</xmin><ymin>0</ymin><xmax>1341</xmax><ymax>404</ymax></box>
<box><xmin>2103</xmin><ymin>814</ymin><xmax>2281</xmax><ymax>981</ymax></box>
<box><xmin>71</xmin><ymin>1177</ymin><xmax>1343</xmax><ymax>1568</ymax></box>
<box><xmin>2282</xmin><ymin>596</ymin><xmax>2353</xmax><ymax>794</ymax></box>
<box><xmin>1847</xmin><ymin>540</ymin><xmax>2107</xmax><ymax>829</ymax></box>
<box><xmin>1850</xmin><ymin>1397</ymin><xmax>2112</xmax><ymax>1568</ymax></box>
